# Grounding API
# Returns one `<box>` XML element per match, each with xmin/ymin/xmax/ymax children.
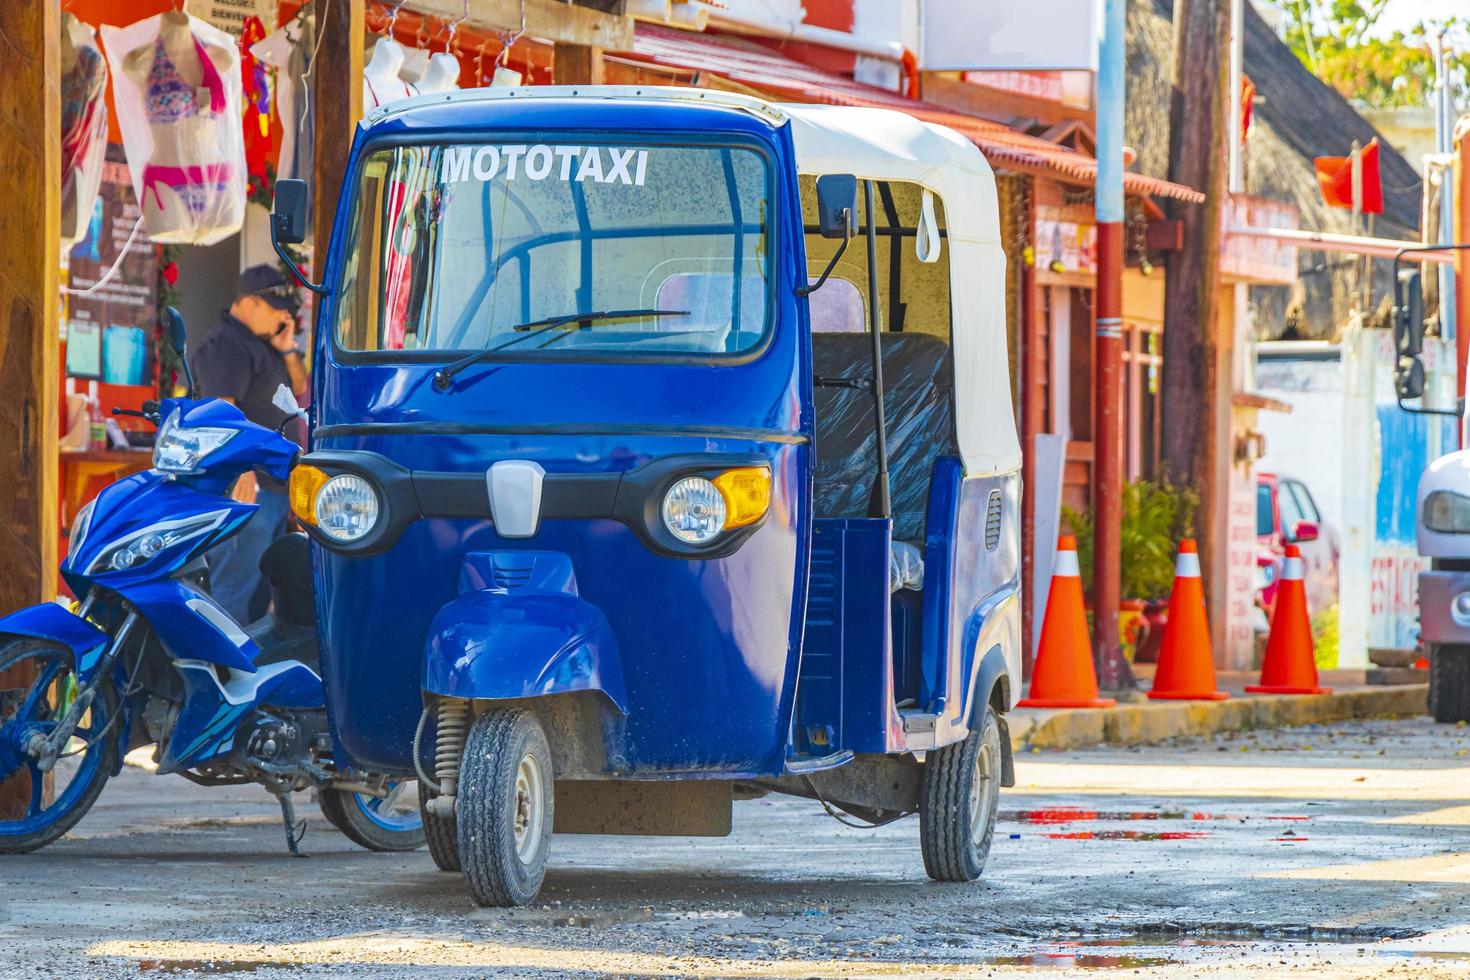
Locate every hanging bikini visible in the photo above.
<box><xmin>102</xmin><ymin>13</ymin><xmax>246</xmax><ymax>246</ymax></box>
<box><xmin>60</xmin><ymin>14</ymin><xmax>109</xmax><ymax>252</ymax></box>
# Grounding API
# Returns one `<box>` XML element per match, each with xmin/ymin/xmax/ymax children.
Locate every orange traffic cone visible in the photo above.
<box><xmin>1246</xmin><ymin>545</ymin><xmax>1331</xmax><ymax>695</ymax></box>
<box><xmin>1019</xmin><ymin>536</ymin><xmax>1116</xmax><ymax>709</ymax></box>
<box><xmin>1149</xmin><ymin>540</ymin><xmax>1229</xmax><ymax>701</ymax></box>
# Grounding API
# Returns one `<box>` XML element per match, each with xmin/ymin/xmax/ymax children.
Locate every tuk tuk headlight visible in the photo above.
<box><xmin>1425</xmin><ymin>490</ymin><xmax>1470</xmax><ymax>533</ymax></box>
<box><xmin>661</xmin><ymin>467</ymin><xmax>771</xmax><ymax>546</ymax></box>
<box><xmin>662</xmin><ymin>477</ymin><xmax>727</xmax><ymax>545</ymax></box>
<box><xmin>312</xmin><ymin>474</ymin><xmax>381</xmax><ymax>543</ymax></box>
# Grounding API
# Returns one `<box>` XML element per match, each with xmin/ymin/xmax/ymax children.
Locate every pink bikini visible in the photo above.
<box><xmin>140</xmin><ymin>35</ymin><xmax>233</xmax><ymax>215</ymax></box>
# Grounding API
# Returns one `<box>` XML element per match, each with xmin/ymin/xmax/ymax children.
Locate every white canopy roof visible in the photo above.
<box><xmin>781</xmin><ymin>103</ymin><xmax>1019</xmax><ymax>477</ymax></box>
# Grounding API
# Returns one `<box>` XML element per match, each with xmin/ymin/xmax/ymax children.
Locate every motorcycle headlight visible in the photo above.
<box><xmin>1424</xmin><ymin>490</ymin><xmax>1470</xmax><ymax>534</ymax></box>
<box><xmin>661</xmin><ymin>467</ymin><xmax>771</xmax><ymax>546</ymax></box>
<box><xmin>87</xmin><ymin>510</ymin><xmax>230</xmax><ymax>575</ymax></box>
<box><xmin>152</xmin><ymin>408</ymin><xmax>237</xmax><ymax>474</ymax></box>
<box><xmin>312</xmin><ymin>474</ymin><xmax>381</xmax><ymax>543</ymax></box>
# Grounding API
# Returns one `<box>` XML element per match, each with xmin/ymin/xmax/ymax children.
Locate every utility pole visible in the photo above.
<box><xmin>1093</xmin><ymin>0</ymin><xmax>1130</xmax><ymax>690</ymax></box>
<box><xmin>312</xmin><ymin>0</ymin><xmax>365</xmax><ymax>266</ymax></box>
<box><xmin>1162</xmin><ymin>0</ymin><xmax>1229</xmax><ymax>562</ymax></box>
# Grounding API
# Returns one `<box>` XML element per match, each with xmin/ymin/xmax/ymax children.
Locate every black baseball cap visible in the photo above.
<box><xmin>238</xmin><ymin>264</ymin><xmax>299</xmax><ymax>312</ymax></box>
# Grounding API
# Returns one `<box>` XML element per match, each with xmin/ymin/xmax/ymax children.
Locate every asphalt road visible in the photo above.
<box><xmin>3</xmin><ymin>716</ymin><xmax>1470</xmax><ymax>978</ymax></box>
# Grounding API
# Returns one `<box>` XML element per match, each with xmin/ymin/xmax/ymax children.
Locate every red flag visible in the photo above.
<box><xmin>1240</xmin><ymin>74</ymin><xmax>1256</xmax><ymax>143</ymax></box>
<box><xmin>1314</xmin><ymin>139</ymin><xmax>1383</xmax><ymax>214</ymax></box>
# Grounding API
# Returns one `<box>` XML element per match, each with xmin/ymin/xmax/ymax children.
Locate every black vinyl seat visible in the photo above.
<box><xmin>811</xmin><ymin>332</ymin><xmax>957</xmax><ymax>548</ymax></box>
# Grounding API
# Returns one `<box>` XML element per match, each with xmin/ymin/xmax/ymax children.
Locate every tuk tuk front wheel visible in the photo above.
<box><xmin>417</xmin><ymin>779</ymin><xmax>461</xmax><ymax>872</ymax></box>
<box><xmin>456</xmin><ymin>708</ymin><xmax>554</xmax><ymax>907</ymax></box>
<box><xmin>920</xmin><ymin>705</ymin><xmax>1002</xmax><ymax>882</ymax></box>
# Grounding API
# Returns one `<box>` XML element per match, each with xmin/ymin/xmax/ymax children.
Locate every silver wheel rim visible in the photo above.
<box><xmin>512</xmin><ymin>753</ymin><xmax>545</xmax><ymax>864</ymax></box>
<box><xmin>969</xmin><ymin>740</ymin><xmax>996</xmax><ymax>850</ymax></box>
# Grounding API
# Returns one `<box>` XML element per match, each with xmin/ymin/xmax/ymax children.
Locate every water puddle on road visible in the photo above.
<box><xmin>138</xmin><ymin>961</ymin><xmax>266</xmax><ymax>975</ymax></box>
<box><xmin>983</xmin><ymin>953</ymin><xmax>1171</xmax><ymax>969</ymax></box>
<box><xmin>1042</xmin><ymin>830</ymin><xmax>1211</xmax><ymax>841</ymax></box>
<box><xmin>1002</xmin><ymin>806</ymin><xmax>1315</xmax><ymax>841</ymax></box>
<box><xmin>1001</xmin><ymin>807</ymin><xmax>1239</xmax><ymax>824</ymax></box>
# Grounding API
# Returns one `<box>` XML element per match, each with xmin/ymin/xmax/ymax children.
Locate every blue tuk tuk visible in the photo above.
<box><xmin>271</xmin><ymin>87</ymin><xmax>1022</xmax><ymax>907</ymax></box>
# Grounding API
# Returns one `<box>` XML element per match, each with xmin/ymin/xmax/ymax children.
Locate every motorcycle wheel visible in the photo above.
<box><xmin>318</xmin><ymin>779</ymin><xmax>426</xmax><ymax>852</ymax></box>
<box><xmin>0</xmin><ymin>638</ymin><xmax>120</xmax><ymax>853</ymax></box>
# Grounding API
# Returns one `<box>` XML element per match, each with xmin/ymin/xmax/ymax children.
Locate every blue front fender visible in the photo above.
<box><xmin>0</xmin><ymin>604</ymin><xmax>110</xmax><ymax>683</ymax></box>
<box><xmin>422</xmin><ymin>554</ymin><xmax>628</xmax><ymax>713</ymax></box>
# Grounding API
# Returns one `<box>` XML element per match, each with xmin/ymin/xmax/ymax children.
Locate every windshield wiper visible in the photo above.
<box><xmin>431</xmin><ymin>308</ymin><xmax>689</xmax><ymax>391</ymax></box>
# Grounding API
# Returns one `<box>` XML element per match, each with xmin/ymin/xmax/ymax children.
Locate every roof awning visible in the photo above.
<box><xmin>625</xmin><ymin>25</ymin><xmax>1205</xmax><ymax>204</ymax></box>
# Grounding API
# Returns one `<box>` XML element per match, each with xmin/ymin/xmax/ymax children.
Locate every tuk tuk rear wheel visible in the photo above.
<box><xmin>919</xmin><ymin>705</ymin><xmax>1002</xmax><ymax>882</ymax></box>
<box><xmin>418</xmin><ymin>780</ymin><xmax>461</xmax><ymax>872</ymax></box>
<box><xmin>456</xmin><ymin>708</ymin><xmax>554</xmax><ymax>907</ymax></box>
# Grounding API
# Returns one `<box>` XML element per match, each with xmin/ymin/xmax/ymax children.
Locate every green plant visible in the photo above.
<box><xmin>1062</xmin><ymin>478</ymin><xmax>1200</xmax><ymax>601</ymax></box>
<box><xmin>1311</xmin><ymin>603</ymin><xmax>1339</xmax><ymax>670</ymax></box>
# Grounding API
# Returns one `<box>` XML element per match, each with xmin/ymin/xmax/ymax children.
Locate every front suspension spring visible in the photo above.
<box><xmin>434</xmin><ymin>698</ymin><xmax>470</xmax><ymax>798</ymax></box>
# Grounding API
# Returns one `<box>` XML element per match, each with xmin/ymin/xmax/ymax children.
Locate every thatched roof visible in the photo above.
<box><xmin>1127</xmin><ymin>0</ymin><xmax>1423</xmax><ymax>340</ymax></box>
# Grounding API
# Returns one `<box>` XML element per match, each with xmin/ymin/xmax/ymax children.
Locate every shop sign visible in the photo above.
<box><xmin>63</xmin><ymin>145</ymin><xmax>157</xmax><ymax>388</ymax></box>
<box><xmin>196</xmin><ymin>0</ymin><xmax>276</xmax><ymax>39</ymax></box>
<box><xmin>1036</xmin><ymin>210</ymin><xmax>1097</xmax><ymax>282</ymax></box>
<box><xmin>923</xmin><ymin>0</ymin><xmax>1098</xmax><ymax>71</ymax></box>
<box><xmin>962</xmin><ymin>70</ymin><xmax>1093</xmax><ymax>110</ymax></box>
<box><xmin>1221</xmin><ymin>194</ymin><xmax>1299</xmax><ymax>286</ymax></box>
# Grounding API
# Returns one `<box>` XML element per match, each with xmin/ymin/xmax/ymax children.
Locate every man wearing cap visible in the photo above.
<box><xmin>191</xmin><ymin>264</ymin><xmax>308</xmax><ymax>624</ymax></box>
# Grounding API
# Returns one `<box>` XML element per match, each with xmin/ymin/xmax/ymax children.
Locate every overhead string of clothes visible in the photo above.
<box><xmin>102</xmin><ymin>10</ymin><xmax>246</xmax><ymax>246</ymax></box>
<box><xmin>251</xmin><ymin>10</ymin><xmax>316</xmax><ymax>232</ymax></box>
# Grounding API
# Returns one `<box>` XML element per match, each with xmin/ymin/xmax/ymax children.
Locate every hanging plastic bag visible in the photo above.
<box><xmin>101</xmin><ymin>11</ymin><xmax>246</xmax><ymax>246</ymax></box>
<box><xmin>60</xmin><ymin>13</ymin><xmax>109</xmax><ymax>251</ymax></box>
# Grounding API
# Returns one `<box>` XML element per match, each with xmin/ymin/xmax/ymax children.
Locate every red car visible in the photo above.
<box><xmin>1256</xmin><ymin>473</ymin><xmax>1340</xmax><ymax>616</ymax></box>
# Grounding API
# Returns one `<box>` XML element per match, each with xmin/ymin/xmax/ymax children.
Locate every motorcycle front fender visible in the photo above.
<box><xmin>0</xmin><ymin>603</ymin><xmax>110</xmax><ymax>683</ymax></box>
<box><xmin>422</xmin><ymin>590</ymin><xmax>628</xmax><ymax>714</ymax></box>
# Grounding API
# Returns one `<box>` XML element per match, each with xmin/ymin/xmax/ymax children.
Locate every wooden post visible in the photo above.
<box><xmin>1161</xmin><ymin>0</ymin><xmax>1229</xmax><ymax>575</ymax></box>
<box><xmin>553</xmin><ymin>42</ymin><xmax>605</xmax><ymax>85</ymax></box>
<box><xmin>0</xmin><ymin>0</ymin><xmax>60</xmax><ymax>819</ymax></box>
<box><xmin>313</xmin><ymin>0</ymin><xmax>365</xmax><ymax>268</ymax></box>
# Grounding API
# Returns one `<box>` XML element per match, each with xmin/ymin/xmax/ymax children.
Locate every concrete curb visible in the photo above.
<box><xmin>1008</xmin><ymin>685</ymin><xmax>1429</xmax><ymax>751</ymax></box>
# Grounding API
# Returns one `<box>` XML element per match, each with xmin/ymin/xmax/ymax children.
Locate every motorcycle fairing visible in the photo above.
<box><xmin>120</xmin><ymin>578</ymin><xmax>261</xmax><ymax>673</ymax></box>
<box><xmin>61</xmin><ymin>471</ymin><xmax>254</xmax><ymax>595</ymax></box>
<box><xmin>0</xmin><ymin>604</ymin><xmax>110</xmax><ymax>682</ymax></box>
<box><xmin>159</xmin><ymin>659</ymin><xmax>325</xmax><ymax>773</ymax></box>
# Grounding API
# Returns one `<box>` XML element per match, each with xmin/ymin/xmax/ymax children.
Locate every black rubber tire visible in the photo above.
<box><xmin>1429</xmin><ymin>643</ymin><xmax>1470</xmax><ymax>724</ymax></box>
<box><xmin>457</xmin><ymin>708</ymin><xmax>554</xmax><ymax>908</ymax></box>
<box><xmin>317</xmin><ymin>785</ymin><xmax>426</xmax><ymax>852</ymax></box>
<box><xmin>919</xmin><ymin>705</ymin><xmax>1002</xmax><ymax>883</ymax></box>
<box><xmin>418</xmin><ymin>779</ymin><xmax>461</xmax><ymax>872</ymax></box>
<box><xmin>0</xmin><ymin>638</ymin><xmax>119</xmax><ymax>854</ymax></box>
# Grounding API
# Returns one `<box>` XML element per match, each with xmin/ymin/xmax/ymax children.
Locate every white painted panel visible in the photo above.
<box><xmin>922</xmin><ymin>0</ymin><xmax>1099</xmax><ymax>71</ymax></box>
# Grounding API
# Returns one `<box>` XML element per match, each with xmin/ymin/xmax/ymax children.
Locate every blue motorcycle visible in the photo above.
<box><xmin>0</xmin><ymin>310</ymin><xmax>421</xmax><ymax>855</ymax></box>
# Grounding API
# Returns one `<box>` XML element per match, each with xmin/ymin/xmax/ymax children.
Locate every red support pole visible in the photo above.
<box><xmin>1093</xmin><ymin>220</ymin><xmax>1130</xmax><ymax>690</ymax></box>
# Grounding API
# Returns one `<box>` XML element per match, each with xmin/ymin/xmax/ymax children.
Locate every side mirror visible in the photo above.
<box><xmin>815</xmin><ymin>174</ymin><xmax>858</xmax><ymax>240</ymax></box>
<box><xmin>1396</xmin><ymin>355</ymin><xmax>1426</xmax><ymax>400</ymax></box>
<box><xmin>1394</xmin><ymin>268</ymin><xmax>1424</xmax><ymax>357</ymax></box>
<box><xmin>270</xmin><ymin>179</ymin><xmax>327</xmax><ymax>295</ymax></box>
<box><xmin>163</xmin><ymin>305</ymin><xmax>198</xmax><ymax>398</ymax></box>
<box><xmin>271</xmin><ymin>178</ymin><xmax>309</xmax><ymax>246</ymax></box>
<box><xmin>1290</xmin><ymin>519</ymin><xmax>1320</xmax><ymax>544</ymax></box>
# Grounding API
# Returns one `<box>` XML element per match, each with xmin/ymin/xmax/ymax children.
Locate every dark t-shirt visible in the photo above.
<box><xmin>191</xmin><ymin>312</ymin><xmax>294</xmax><ymax>488</ymax></box>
